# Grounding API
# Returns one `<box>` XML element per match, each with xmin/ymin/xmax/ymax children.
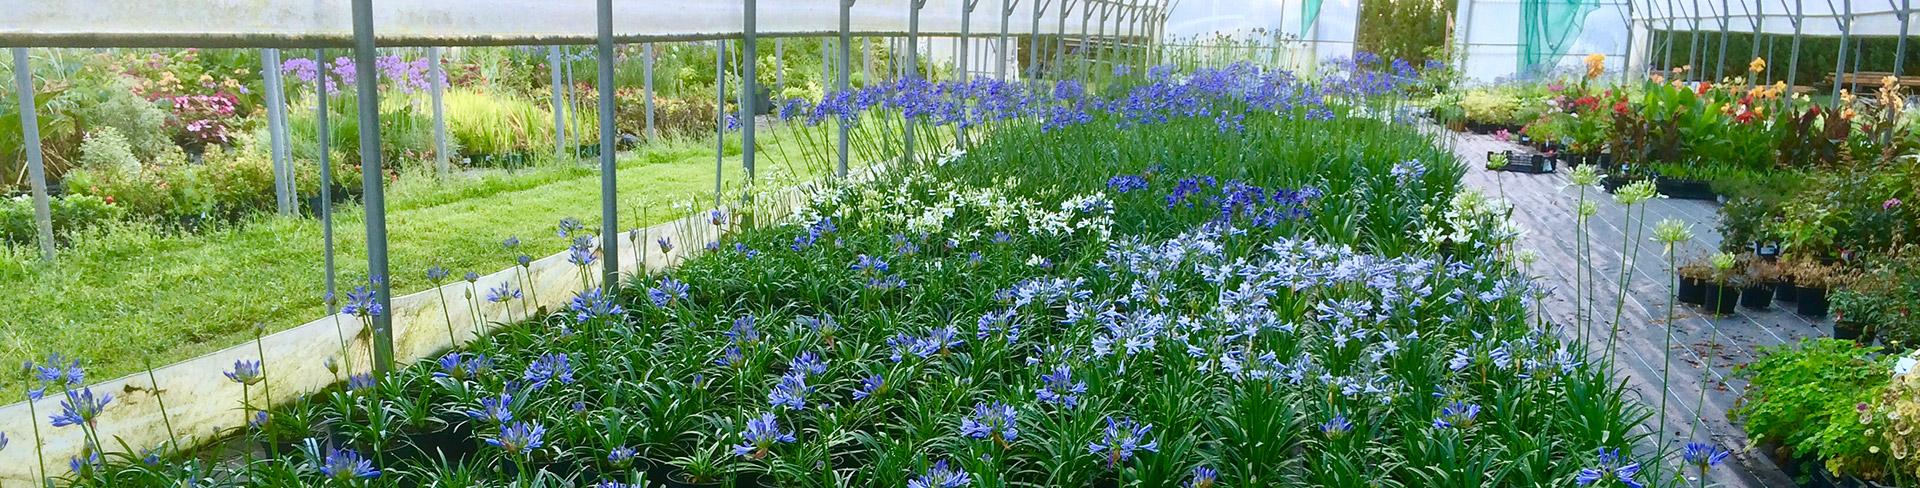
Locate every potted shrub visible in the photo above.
<box><xmin>1677</xmin><ymin>256</ymin><xmax>1712</xmax><ymax>306</ymax></box>
<box><xmin>1740</xmin><ymin>256</ymin><xmax>1781</xmax><ymax>310</ymax></box>
<box><xmin>1831</xmin><ymin>289</ymin><xmax>1879</xmax><ymax>342</ymax></box>
<box><xmin>1704</xmin><ymin>252</ymin><xmax>1743</xmax><ymax>316</ymax></box>
<box><xmin>1786</xmin><ymin>260</ymin><xmax>1848</xmax><ymax>318</ymax></box>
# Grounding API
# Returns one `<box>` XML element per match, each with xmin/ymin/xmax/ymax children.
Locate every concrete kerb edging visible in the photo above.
<box><xmin>0</xmin><ymin>168</ymin><xmax>856</xmax><ymax>486</ymax></box>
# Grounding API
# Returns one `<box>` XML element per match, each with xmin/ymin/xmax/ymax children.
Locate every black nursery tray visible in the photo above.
<box><xmin>1485</xmin><ymin>150</ymin><xmax>1557</xmax><ymax>174</ymax></box>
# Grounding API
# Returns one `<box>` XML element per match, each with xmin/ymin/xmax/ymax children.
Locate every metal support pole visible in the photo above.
<box><xmin>316</xmin><ymin>48</ymin><xmax>336</xmax><ymax>314</ymax></box>
<box><xmin>10</xmin><ymin>48</ymin><xmax>55</xmax><ymax>262</ymax></box>
<box><xmin>1716</xmin><ymin>0</ymin><xmax>1730</xmax><ymax>79</ymax></box>
<box><xmin>429</xmin><ymin>47</ymin><xmax>449</xmax><ymax>179</ymax></box>
<box><xmin>595</xmin><ymin>0</ymin><xmax>620</xmax><ymax>287</ymax></box>
<box><xmin>1055</xmin><ymin>0</ymin><xmax>1073</xmax><ymax>78</ymax></box>
<box><xmin>715</xmin><ymin>41</ymin><xmax>726</xmax><ymax>208</ymax></box>
<box><xmin>1897</xmin><ymin>0</ymin><xmax>1912</xmax><ymax>76</ymax></box>
<box><xmin>1786</xmin><ymin>0</ymin><xmax>1803</xmax><ymax>91</ymax></box>
<box><xmin>905</xmin><ymin>0</ymin><xmax>925</xmax><ymax>165</ymax></box>
<box><xmin>1031</xmin><ymin>0</ymin><xmax>1049</xmax><ymax>78</ymax></box>
<box><xmin>960</xmin><ymin>0</ymin><xmax>978</xmax><ymax>145</ymax></box>
<box><xmin>1749</xmin><ymin>0</ymin><xmax>1765</xmax><ymax>78</ymax></box>
<box><xmin>962</xmin><ymin>0</ymin><xmax>978</xmax><ymax>85</ymax></box>
<box><xmin>565</xmin><ymin>50</ymin><xmax>578</xmax><ymax>158</ymax></box>
<box><xmin>999</xmin><ymin>0</ymin><xmax>1018</xmax><ymax>80</ymax></box>
<box><xmin>350</xmin><ymin>0</ymin><xmax>395</xmax><ymax>376</ymax></box>
<box><xmin>1833</xmin><ymin>0</ymin><xmax>1851</xmax><ymax>100</ymax></box>
<box><xmin>840</xmin><ymin>0</ymin><xmax>855</xmax><ymax>177</ymax></box>
<box><xmin>1687</xmin><ymin>0</ymin><xmax>1702</xmax><ymax>78</ymax></box>
<box><xmin>864</xmin><ymin>37</ymin><xmax>874</xmax><ymax>85</ymax></box>
<box><xmin>550</xmin><ymin>46</ymin><xmax>567</xmax><ymax>157</ymax></box>
<box><xmin>644</xmin><ymin>43</ymin><xmax>657</xmax><ymax>139</ymax></box>
<box><xmin>742</xmin><ymin>0</ymin><xmax>758</xmax><ymax>182</ymax></box>
<box><xmin>1662</xmin><ymin>0</ymin><xmax>1678</xmax><ymax>70</ymax></box>
<box><xmin>775</xmin><ymin>39</ymin><xmax>785</xmax><ymax>95</ymax></box>
<box><xmin>1078</xmin><ymin>2</ymin><xmax>1095</xmax><ymax>77</ymax></box>
<box><xmin>262</xmin><ymin>48</ymin><xmax>293</xmax><ymax>215</ymax></box>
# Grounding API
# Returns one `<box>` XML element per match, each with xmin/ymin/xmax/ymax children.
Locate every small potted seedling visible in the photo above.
<box><xmin>1739</xmin><ymin>256</ymin><xmax>1781</xmax><ymax>310</ymax></box>
<box><xmin>1676</xmin><ymin>255</ymin><xmax>1712</xmax><ymax>306</ymax></box>
<box><xmin>1703</xmin><ymin>252</ymin><xmax>1742</xmax><ymax>316</ymax></box>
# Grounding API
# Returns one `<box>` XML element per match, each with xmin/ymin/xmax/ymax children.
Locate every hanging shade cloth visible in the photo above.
<box><xmin>1521</xmin><ymin>0</ymin><xmax>1602</xmax><ymax>74</ymax></box>
<box><xmin>1303</xmin><ymin>0</ymin><xmax>1326</xmax><ymax>34</ymax></box>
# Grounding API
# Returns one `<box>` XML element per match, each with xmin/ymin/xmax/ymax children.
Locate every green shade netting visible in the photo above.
<box><xmin>1302</xmin><ymin>0</ymin><xmax>1324</xmax><ymax>37</ymax></box>
<box><xmin>1520</xmin><ymin>0</ymin><xmax>1599</xmax><ymax>75</ymax></box>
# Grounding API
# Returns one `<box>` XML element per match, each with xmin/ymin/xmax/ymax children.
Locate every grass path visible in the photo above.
<box><xmin>0</xmin><ymin>135</ymin><xmax>828</xmax><ymax>389</ymax></box>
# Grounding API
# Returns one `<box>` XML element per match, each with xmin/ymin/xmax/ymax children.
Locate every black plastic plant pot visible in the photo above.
<box><xmin>1706</xmin><ymin>284</ymin><xmax>1741</xmax><ymax>315</ymax></box>
<box><xmin>1655</xmin><ymin>177</ymin><xmax>1717</xmax><ymax>201</ymax></box>
<box><xmin>1796</xmin><ymin>286</ymin><xmax>1831</xmax><ymax>318</ymax></box>
<box><xmin>1740</xmin><ymin>284</ymin><xmax>1774</xmax><ymax>310</ymax></box>
<box><xmin>1775</xmin><ymin>282</ymin><xmax>1798</xmax><ymax>302</ymax></box>
<box><xmin>1678</xmin><ymin>277</ymin><xmax>1708</xmax><ymax>305</ymax></box>
<box><xmin>1834</xmin><ymin>320</ymin><xmax>1864</xmax><ymax>342</ymax></box>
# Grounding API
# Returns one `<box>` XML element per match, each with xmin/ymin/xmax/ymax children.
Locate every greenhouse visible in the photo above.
<box><xmin>0</xmin><ymin>0</ymin><xmax>1915</xmax><ymax>486</ymax></box>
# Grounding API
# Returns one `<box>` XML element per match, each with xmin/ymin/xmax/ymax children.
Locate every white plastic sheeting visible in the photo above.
<box><xmin>0</xmin><ymin>0</ymin><xmax>1162</xmax><ymax>47</ymax></box>
<box><xmin>1454</xmin><ymin>0</ymin><xmax>1636</xmax><ymax>82</ymax></box>
<box><xmin>1163</xmin><ymin>0</ymin><xmax>1359</xmax><ymax>59</ymax></box>
<box><xmin>1631</xmin><ymin>0</ymin><xmax>1914</xmax><ymax>36</ymax></box>
<box><xmin>1454</xmin><ymin>0</ymin><xmax>1915</xmax><ymax>82</ymax></box>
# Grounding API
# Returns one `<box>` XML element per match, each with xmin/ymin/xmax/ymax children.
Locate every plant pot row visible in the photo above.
<box><xmin>1462</xmin><ymin>121</ymin><xmax>1525</xmax><ymax>135</ymax></box>
<box><xmin>1677</xmin><ymin>277</ymin><xmax>1830</xmax><ymax>318</ymax></box>
<box><xmin>1485</xmin><ymin>150</ymin><xmax>1558</xmax><ymax>174</ymax></box>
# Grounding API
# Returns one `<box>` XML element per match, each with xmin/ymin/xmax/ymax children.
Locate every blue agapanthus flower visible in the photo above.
<box><xmin>1575</xmin><ymin>447</ymin><xmax>1645</xmax><ymax>488</ymax></box>
<box><xmin>1321</xmin><ymin>413</ymin><xmax>1354</xmax><ymax>438</ymax></box>
<box><xmin>1036</xmin><ymin>364</ymin><xmax>1086</xmax><ymax>408</ymax></box>
<box><xmin>768</xmin><ymin>371</ymin><xmax>811</xmax><ymax>410</ymax></box>
<box><xmin>318</xmin><ymin>448</ymin><xmax>380</xmax><ymax>480</ymax></box>
<box><xmin>488</xmin><ymin>421</ymin><xmax>547</xmax><ymax>456</ymax></box>
<box><xmin>342</xmin><ymin>285</ymin><xmax>383</xmax><ymax>317</ymax></box>
<box><xmin>435</xmin><ymin>352</ymin><xmax>494</xmax><ymax>380</ymax></box>
<box><xmin>1681</xmin><ymin>442</ymin><xmax>1730</xmax><ymax>472</ymax></box>
<box><xmin>49</xmin><ymin>388</ymin><xmax>111</xmax><ymax>428</ymax></box>
<box><xmin>1088</xmin><ymin>416</ymin><xmax>1158</xmax><ymax>468</ymax></box>
<box><xmin>484</xmin><ymin>282</ymin><xmax>522</xmax><ymax>303</ymax></box>
<box><xmin>426</xmin><ymin>265</ymin><xmax>450</xmax><ymax>283</ymax></box>
<box><xmin>649</xmin><ymin>276</ymin><xmax>690</xmax><ymax>307</ymax></box>
<box><xmin>853</xmin><ymin>374</ymin><xmax>885</xmax><ymax>401</ymax></box>
<box><xmin>224</xmin><ymin>359</ymin><xmax>264</xmax><ymax>385</ymax></box>
<box><xmin>1188</xmin><ymin>466</ymin><xmax>1218</xmax><ymax>488</ymax></box>
<box><xmin>907</xmin><ymin>459</ymin><xmax>972</xmax><ymax>488</ymax></box>
<box><xmin>727</xmin><ymin>314</ymin><xmax>761</xmax><ymax>345</ymax></box>
<box><xmin>733</xmin><ymin>411</ymin><xmax>796</xmax><ymax>459</ymax></box>
<box><xmin>568</xmin><ymin>236</ymin><xmax>600</xmax><ymax>266</ymax></box>
<box><xmin>523</xmin><ymin>353</ymin><xmax>575</xmax><ymax>391</ymax></box>
<box><xmin>789</xmin><ymin>351</ymin><xmax>827</xmax><ymax>377</ymax></box>
<box><xmin>960</xmin><ymin>401</ymin><xmax>1018</xmax><ymax>443</ymax></box>
<box><xmin>556</xmin><ymin>217</ymin><xmax>584</xmax><ymax>238</ymax></box>
<box><xmin>346</xmin><ymin>373</ymin><xmax>376</xmax><ymax>392</ymax></box>
<box><xmin>607</xmin><ymin>446</ymin><xmax>637</xmax><ymax>468</ymax></box>
<box><xmin>570</xmin><ymin>287</ymin><xmax>626</xmax><ymax>322</ymax></box>
<box><xmin>467</xmin><ymin>393</ymin><xmax>515</xmax><ymax>424</ymax></box>
<box><xmin>1432</xmin><ymin>401</ymin><xmax>1480</xmax><ymax>429</ymax></box>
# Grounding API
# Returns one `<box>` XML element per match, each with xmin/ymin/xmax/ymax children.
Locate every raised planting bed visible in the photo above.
<box><xmin>7</xmin><ymin>69</ymin><xmax>1662</xmax><ymax>488</ymax></box>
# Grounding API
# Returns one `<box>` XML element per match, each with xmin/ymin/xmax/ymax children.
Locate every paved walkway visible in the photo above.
<box><xmin>1447</xmin><ymin>132</ymin><xmax>1823</xmax><ymax>488</ymax></box>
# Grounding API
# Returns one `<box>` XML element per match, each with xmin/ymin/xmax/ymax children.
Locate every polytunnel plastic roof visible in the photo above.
<box><xmin>0</xmin><ymin>0</ymin><xmax>1166</xmax><ymax>48</ymax></box>
<box><xmin>1629</xmin><ymin>0</ymin><xmax>1915</xmax><ymax>37</ymax></box>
